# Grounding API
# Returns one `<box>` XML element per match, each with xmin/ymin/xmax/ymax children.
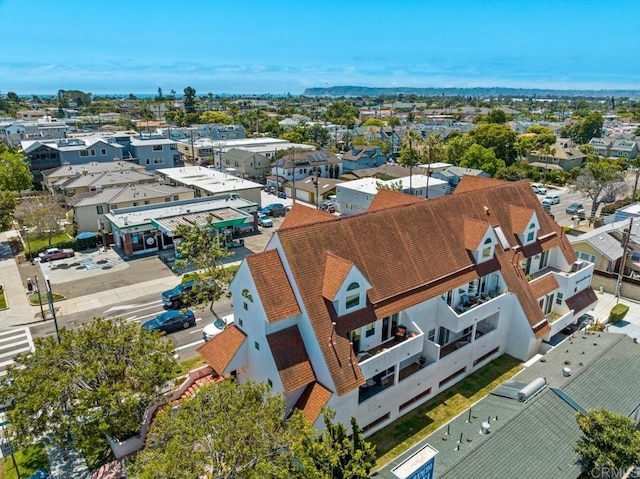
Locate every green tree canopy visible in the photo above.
<box><xmin>200</xmin><ymin>111</ymin><xmax>231</xmax><ymax>124</ymax></box>
<box><xmin>15</xmin><ymin>193</ymin><xmax>66</xmax><ymax>246</ymax></box>
<box><xmin>574</xmin><ymin>160</ymin><xmax>628</xmax><ymax>217</ymax></box>
<box><xmin>0</xmin><ymin>318</ymin><xmax>178</xmax><ymax>454</ymax></box>
<box><xmin>183</xmin><ymin>86</ymin><xmax>197</xmax><ymax>113</ymax></box>
<box><xmin>323</xmin><ymin>101</ymin><xmax>359</xmax><ymax>128</ymax></box>
<box><xmin>575</xmin><ymin>409</ymin><xmax>640</xmax><ymax>475</ymax></box>
<box><xmin>459</xmin><ymin>144</ymin><xmax>506</xmax><ymax>176</ymax></box>
<box><xmin>130</xmin><ymin>380</ymin><xmax>375</xmax><ymax>479</ymax></box>
<box><xmin>0</xmin><ymin>191</ymin><xmax>17</xmax><ymax>231</ymax></box>
<box><xmin>469</xmin><ymin>123</ymin><xmax>517</xmax><ymax>165</ymax></box>
<box><xmin>444</xmin><ymin>134</ymin><xmax>475</xmax><ymax>165</ymax></box>
<box><xmin>174</xmin><ymin>217</ymin><xmax>235</xmax><ymax>314</ymax></box>
<box><xmin>361</xmin><ymin>118</ymin><xmax>384</xmax><ymax>127</ymax></box>
<box><xmin>0</xmin><ymin>150</ymin><xmax>33</xmax><ymax>192</ymax></box>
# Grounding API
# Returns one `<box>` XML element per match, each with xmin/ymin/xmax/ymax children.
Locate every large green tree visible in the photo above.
<box><xmin>469</xmin><ymin>123</ymin><xmax>517</xmax><ymax>165</ymax></box>
<box><xmin>183</xmin><ymin>86</ymin><xmax>197</xmax><ymax>113</ymax></box>
<box><xmin>174</xmin><ymin>217</ymin><xmax>235</xmax><ymax>314</ymax></box>
<box><xmin>16</xmin><ymin>193</ymin><xmax>66</xmax><ymax>246</ymax></box>
<box><xmin>323</xmin><ymin>100</ymin><xmax>359</xmax><ymax>128</ymax></box>
<box><xmin>0</xmin><ymin>191</ymin><xmax>18</xmax><ymax>231</ymax></box>
<box><xmin>129</xmin><ymin>380</ymin><xmax>375</xmax><ymax>479</ymax></box>
<box><xmin>0</xmin><ymin>150</ymin><xmax>33</xmax><ymax>192</ymax></box>
<box><xmin>0</xmin><ymin>318</ymin><xmax>178</xmax><ymax>455</ymax></box>
<box><xmin>397</xmin><ymin>130</ymin><xmax>424</xmax><ymax>195</ymax></box>
<box><xmin>574</xmin><ymin>160</ymin><xmax>628</xmax><ymax>218</ymax></box>
<box><xmin>459</xmin><ymin>144</ymin><xmax>505</xmax><ymax>176</ymax></box>
<box><xmin>444</xmin><ymin>134</ymin><xmax>475</xmax><ymax>165</ymax></box>
<box><xmin>575</xmin><ymin>409</ymin><xmax>640</xmax><ymax>476</ymax></box>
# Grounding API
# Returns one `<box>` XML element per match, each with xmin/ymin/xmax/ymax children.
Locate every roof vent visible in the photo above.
<box><xmin>484</xmin><ymin>206</ymin><xmax>490</xmax><ymax>215</ymax></box>
<box><xmin>480</xmin><ymin>422</ymin><xmax>491</xmax><ymax>435</ymax></box>
<box><xmin>563</xmin><ymin>367</ymin><xmax>571</xmax><ymax>377</ymax></box>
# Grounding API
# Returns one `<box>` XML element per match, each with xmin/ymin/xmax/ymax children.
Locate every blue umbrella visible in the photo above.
<box><xmin>76</xmin><ymin>232</ymin><xmax>97</xmax><ymax>240</ymax></box>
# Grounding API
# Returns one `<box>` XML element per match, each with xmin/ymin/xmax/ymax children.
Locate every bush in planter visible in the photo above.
<box><xmin>608</xmin><ymin>304</ymin><xmax>629</xmax><ymax>324</ymax></box>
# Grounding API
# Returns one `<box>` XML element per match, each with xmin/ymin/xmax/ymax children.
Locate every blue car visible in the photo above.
<box><xmin>260</xmin><ymin>203</ymin><xmax>284</xmax><ymax>216</ymax></box>
<box><xmin>142</xmin><ymin>310</ymin><xmax>196</xmax><ymax>333</ymax></box>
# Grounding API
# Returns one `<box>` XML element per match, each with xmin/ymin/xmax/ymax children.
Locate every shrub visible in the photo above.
<box><xmin>601</xmin><ymin>197</ymin><xmax>632</xmax><ymax>215</ymax></box>
<box><xmin>608</xmin><ymin>304</ymin><xmax>629</xmax><ymax>324</ymax></box>
<box><xmin>587</xmin><ymin>320</ymin><xmax>606</xmax><ymax>332</ymax></box>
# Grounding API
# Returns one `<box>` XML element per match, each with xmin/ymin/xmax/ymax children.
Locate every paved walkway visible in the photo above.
<box><xmin>0</xmin><ymin>231</ymin><xmax>179</xmax><ymax>330</ymax></box>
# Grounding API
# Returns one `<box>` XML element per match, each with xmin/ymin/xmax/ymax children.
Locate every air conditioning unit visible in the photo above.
<box><xmin>571</xmin><ymin>260</ymin><xmax>585</xmax><ymax>272</ymax></box>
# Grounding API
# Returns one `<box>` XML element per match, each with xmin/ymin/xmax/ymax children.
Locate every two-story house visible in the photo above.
<box><xmin>197</xmin><ymin>177</ymin><xmax>598</xmax><ymax>435</ymax></box>
<box><xmin>129</xmin><ymin>136</ymin><xmax>179</xmax><ymax>170</ymax></box>
<box><xmin>341</xmin><ymin>146</ymin><xmax>387</xmax><ymax>172</ymax></box>
<box><xmin>589</xmin><ymin>137</ymin><xmax>638</xmax><ymax>159</ymax></box>
<box><xmin>527</xmin><ymin>140</ymin><xmax>587</xmax><ymax>172</ymax></box>
<box><xmin>268</xmin><ymin>151</ymin><xmax>342</xmax><ymax>190</ymax></box>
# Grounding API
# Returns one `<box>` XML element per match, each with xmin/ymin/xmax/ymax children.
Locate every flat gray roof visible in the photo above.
<box><xmin>373</xmin><ymin>333</ymin><xmax>640</xmax><ymax>479</ymax></box>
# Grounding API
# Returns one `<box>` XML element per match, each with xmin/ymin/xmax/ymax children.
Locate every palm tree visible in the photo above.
<box><xmin>398</xmin><ymin>130</ymin><xmax>424</xmax><ymax>195</ymax></box>
<box><xmin>539</xmin><ymin>144</ymin><xmax>556</xmax><ymax>184</ymax></box>
<box><xmin>424</xmin><ymin>133</ymin><xmax>444</xmax><ymax>198</ymax></box>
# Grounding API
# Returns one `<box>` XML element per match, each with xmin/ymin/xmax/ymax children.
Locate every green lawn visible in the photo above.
<box><xmin>1</xmin><ymin>443</ymin><xmax>49</xmax><ymax>479</ymax></box>
<box><xmin>0</xmin><ymin>289</ymin><xmax>6</xmax><ymax>309</ymax></box>
<box><xmin>28</xmin><ymin>292</ymin><xmax>64</xmax><ymax>306</ymax></box>
<box><xmin>25</xmin><ymin>232</ymin><xmax>73</xmax><ymax>254</ymax></box>
<box><xmin>369</xmin><ymin>354</ymin><xmax>522</xmax><ymax>469</ymax></box>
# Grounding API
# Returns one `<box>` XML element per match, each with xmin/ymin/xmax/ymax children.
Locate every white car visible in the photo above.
<box><xmin>258</xmin><ymin>214</ymin><xmax>273</xmax><ymax>227</ymax></box>
<box><xmin>543</xmin><ymin>194</ymin><xmax>560</xmax><ymax>205</ymax></box>
<box><xmin>531</xmin><ymin>183</ymin><xmax>547</xmax><ymax>195</ymax></box>
<box><xmin>202</xmin><ymin>314</ymin><xmax>234</xmax><ymax>341</ymax></box>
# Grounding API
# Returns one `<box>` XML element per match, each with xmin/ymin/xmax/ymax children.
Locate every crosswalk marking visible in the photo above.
<box><xmin>0</xmin><ymin>327</ymin><xmax>34</xmax><ymax>377</ymax></box>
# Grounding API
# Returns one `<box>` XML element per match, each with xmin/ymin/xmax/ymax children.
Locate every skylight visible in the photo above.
<box><xmin>494</xmin><ymin>226</ymin><xmax>510</xmax><ymax>250</ymax></box>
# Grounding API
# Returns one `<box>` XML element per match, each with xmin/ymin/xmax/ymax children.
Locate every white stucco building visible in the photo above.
<box><xmin>198</xmin><ymin>177</ymin><xmax>598</xmax><ymax>436</ymax></box>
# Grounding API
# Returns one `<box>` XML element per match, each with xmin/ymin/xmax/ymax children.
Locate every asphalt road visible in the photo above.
<box><xmin>28</xmin><ymin>291</ymin><xmax>234</xmax><ymax>360</ymax></box>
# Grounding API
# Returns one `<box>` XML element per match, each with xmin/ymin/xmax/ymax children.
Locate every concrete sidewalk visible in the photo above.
<box><xmin>0</xmin><ymin>231</ymin><xmax>38</xmax><ymax>330</ymax></box>
<box><xmin>591</xmin><ymin>290</ymin><xmax>640</xmax><ymax>341</ymax></box>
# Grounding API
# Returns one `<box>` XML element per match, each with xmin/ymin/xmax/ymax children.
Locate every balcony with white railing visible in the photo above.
<box><xmin>440</xmin><ymin>290</ymin><xmax>506</xmax><ymax>334</ymax></box>
<box><xmin>358</xmin><ymin>322</ymin><xmax>424</xmax><ymax>380</ymax></box>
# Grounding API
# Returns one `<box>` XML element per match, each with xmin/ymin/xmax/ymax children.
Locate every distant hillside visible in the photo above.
<box><xmin>303</xmin><ymin>86</ymin><xmax>640</xmax><ymax>99</ymax></box>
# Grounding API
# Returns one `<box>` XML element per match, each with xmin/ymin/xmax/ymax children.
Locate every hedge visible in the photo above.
<box><xmin>608</xmin><ymin>304</ymin><xmax>629</xmax><ymax>324</ymax></box>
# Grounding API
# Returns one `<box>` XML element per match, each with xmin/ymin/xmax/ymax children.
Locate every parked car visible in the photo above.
<box><xmin>202</xmin><ymin>314</ymin><xmax>235</xmax><ymax>341</ymax></box>
<box><xmin>541</xmin><ymin>201</ymin><xmax>552</xmax><ymax>212</ymax></box>
<box><xmin>531</xmin><ymin>183</ymin><xmax>547</xmax><ymax>195</ymax></box>
<box><xmin>258</xmin><ymin>214</ymin><xmax>273</xmax><ymax>227</ymax></box>
<box><xmin>225</xmin><ymin>239</ymin><xmax>245</xmax><ymax>249</ymax></box>
<box><xmin>319</xmin><ymin>201</ymin><xmax>336</xmax><ymax>213</ymax></box>
<box><xmin>603</xmin><ymin>193</ymin><xmax>616</xmax><ymax>203</ymax></box>
<box><xmin>161</xmin><ymin>281</ymin><xmax>195</xmax><ymax>309</ymax></box>
<box><xmin>543</xmin><ymin>194</ymin><xmax>560</xmax><ymax>205</ymax></box>
<box><xmin>38</xmin><ymin>247</ymin><xmax>75</xmax><ymax>262</ymax></box>
<box><xmin>260</xmin><ymin>203</ymin><xmax>284</xmax><ymax>216</ymax></box>
<box><xmin>142</xmin><ymin>309</ymin><xmax>196</xmax><ymax>333</ymax></box>
<box><xmin>565</xmin><ymin>202</ymin><xmax>586</xmax><ymax>217</ymax></box>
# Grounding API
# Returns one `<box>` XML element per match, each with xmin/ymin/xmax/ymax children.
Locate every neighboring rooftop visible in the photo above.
<box><xmin>374</xmin><ymin>333</ymin><xmax>640</xmax><ymax>479</ymax></box>
<box><xmin>157</xmin><ymin>166</ymin><xmax>262</xmax><ymax>194</ymax></box>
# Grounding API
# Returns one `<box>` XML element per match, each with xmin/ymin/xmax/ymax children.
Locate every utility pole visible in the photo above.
<box><xmin>44</xmin><ymin>275</ymin><xmax>60</xmax><ymax>343</ymax></box>
<box><xmin>33</xmin><ymin>275</ymin><xmax>46</xmax><ymax>321</ymax></box>
<box><xmin>615</xmin><ymin>217</ymin><xmax>633</xmax><ymax>303</ymax></box>
<box><xmin>190</xmin><ymin>130</ymin><xmax>195</xmax><ymax>165</ymax></box>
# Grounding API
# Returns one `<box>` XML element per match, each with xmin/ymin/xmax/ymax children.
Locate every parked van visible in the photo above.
<box><xmin>531</xmin><ymin>183</ymin><xmax>547</xmax><ymax>195</ymax></box>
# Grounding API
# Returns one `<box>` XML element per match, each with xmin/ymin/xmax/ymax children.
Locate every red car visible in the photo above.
<box><xmin>38</xmin><ymin>247</ymin><xmax>75</xmax><ymax>262</ymax></box>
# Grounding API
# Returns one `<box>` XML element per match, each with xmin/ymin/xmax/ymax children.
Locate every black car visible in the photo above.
<box><xmin>161</xmin><ymin>281</ymin><xmax>195</xmax><ymax>309</ymax></box>
<box><xmin>142</xmin><ymin>310</ymin><xmax>196</xmax><ymax>333</ymax></box>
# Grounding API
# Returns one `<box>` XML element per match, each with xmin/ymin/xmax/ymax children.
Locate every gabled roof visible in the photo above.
<box><xmin>197</xmin><ymin>325</ymin><xmax>246</xmax><ymax>375</ymax></box>
<box><xmin>565</xmin><ymin>288</ymin><xmax>598</xmax><ymax>315</ymax></box>
<box><xmin>530</xmin><ymin>274</ymin><xmax>560</xmax><ymax>299</ymax></box>
<box><xmin>274</xmin><ymin>178</ymin><xmax>574</xmax><ymax>394</ymax></box>
<box><xmin>267</xmin><ymin>326</ymin><xmax>315</xmax><ymax>393</ymax></box>
<box><xmin>280</xmin><ymin>204</ymin><xmax>335</xmax><ymax>230</ymax></box>
<box><xmin>510</xmin><ymin>205</ymin><xmax>535</xmax><ymax>235</ymax></box>
<box><xmin>453</xmin><ymin>176</ymin><xmax>506</xmax><ymax>194</ymax></box>
<box><xmin>463</xmin><ymin>217</ymin><xmax>491</xmax><ymax>251</ymax></box>
<box><xmin>246</xmin><ymin>249</ymin><xmax>301</xmax><ymax>323</ymax></box>
<box><xmin>294</xmin><ymin>382</ymin><xmax>333</xmax><ymax>425</ymax></box>
<box><xmin>322</xmin><ymin>252</ymin><xmax>354</xmax><ymax>300</ymax></box>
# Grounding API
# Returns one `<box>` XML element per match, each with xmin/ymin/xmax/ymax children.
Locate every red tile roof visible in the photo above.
<box><xmin>280</xmin><ymin>204</ymin><xmax>334</xmax><ymax>230</ymax></box>
<box><xmin>267</xmin><ymin>326</ymin><xmax>316</xmax><ymax>393</ymax></box>
<box><xmin>197</xmin><ymin>325</ymin><xmax>246</xmax><ymax>375</ymax></box>
<box><xmin>322</xmin><ymin>252</ymin><xmax>354</xmax><ymax>300</ymax></box>
<box><xmin>510</xmin><ymin>205</ymin><xmax>535</xmax><ymax>235</ymax></box>
<box><xmin>294</xmin><ymin>381</ymin><xmax>333</xmax><ymax>425</ymax></box>
<box><xmin>530</xmin><ymin>274</ymin><xmax>560</xmax><ymax>299</ymax></box>
<box><xmin>274</xmin><ymin>179</ymin><xmax>576</xmax><ymax>393</ymax></box>
<box><xmin>464</xmin><ymin>217</ymin><xmax>491</xmax><ymax>251</ymax></box>
<box><xmin>246</xmin><ymin>249</ymin><xmax>301</xmax><ymax>323</ymax></box>
<box><xmin>453</xmin><ymin>176</ymin><xmax>509</xmax><ymax>194</ymax></box>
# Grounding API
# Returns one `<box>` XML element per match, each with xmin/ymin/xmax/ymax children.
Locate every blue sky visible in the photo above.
<box><xmin>1</xmin><ymin>0</ymin><xmax>638</xmax><ymax>95</ymax></box>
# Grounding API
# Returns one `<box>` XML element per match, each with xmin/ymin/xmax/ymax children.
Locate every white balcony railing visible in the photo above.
<box><xmin>359</xmin><ymin>323</ymin><xmax>424</xmax><ymax>379</ymax></box>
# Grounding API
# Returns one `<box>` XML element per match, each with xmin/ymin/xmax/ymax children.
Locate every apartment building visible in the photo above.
<box><xmin>197</xmin><ymin>177</ymin><xmax>597</xmax><ymax>435</ymax></box>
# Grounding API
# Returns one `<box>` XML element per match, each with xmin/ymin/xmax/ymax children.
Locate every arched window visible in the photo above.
<box><xmin>529</xmin><ymin>223</ymin><xmax>536</xmax><ymax>229</ymax></box>
<box><xmin>484</xmin><ymin>238</ymin><xmax>492</xmax><ymax>244</ymax></box>
<box><xmin>242</xmin><ymin>289</ymin><xmax>253</xmax><ymax>302</ymax></box>
<box><xmin>347</xmin><ymin>282</ymin><xmax>359</xmax><ymax>291</ymax></box>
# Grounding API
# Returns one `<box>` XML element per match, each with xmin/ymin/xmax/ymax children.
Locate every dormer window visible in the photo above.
<box><xmin>526</xmin><ymin>223</ymin><xmax>536</xmax><ymax>242</ymax></box>
<box><xmin>481</xmin><ymin>238</ymin><xmax>492</xmax><ymax>259</ymax></box>
<box><xmin>346</xmin><ymin>282</ymin><xmax>360</xmax><ymax>309</ymax></box>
